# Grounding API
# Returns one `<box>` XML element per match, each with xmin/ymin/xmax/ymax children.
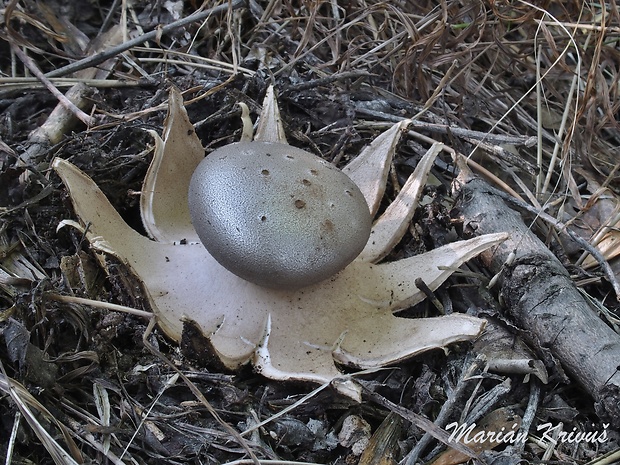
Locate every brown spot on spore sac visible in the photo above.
<box><xmin>294</xmin><ymin>199</ymin><xmax>306</xmax><ymax>209</ymax></box>
<box><xmin>321</xmin><ymin>219</ymin><xmax>335</xmax><ymax>233</ymax></box>
<box><xmin>302</xmin><ymin>179</ymin><xmax>311</xmax><ymax>186</ymax></box>
<box><xmin>310</xmin><ymin>169</ymin><xmax>318</xmax><ymax>176</ymax></box>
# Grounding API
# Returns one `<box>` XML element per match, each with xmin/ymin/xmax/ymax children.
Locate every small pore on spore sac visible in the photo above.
<box><xmin>261</xmin><ymin>169</ymin><xmax>270</xmax><ymax>175</ymax></box>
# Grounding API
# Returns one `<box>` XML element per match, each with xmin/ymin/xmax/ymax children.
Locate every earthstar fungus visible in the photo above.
<box><xmin>53</xmin><ymin>86</ymin><xmax>506</xmax><ymax>399</ymax></box>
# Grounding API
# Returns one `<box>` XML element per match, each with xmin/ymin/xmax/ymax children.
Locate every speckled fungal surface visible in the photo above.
<box><xmin>188</xmin><ymin>141</ymin><xmax>372</xmax><ymax>289</ymax></box>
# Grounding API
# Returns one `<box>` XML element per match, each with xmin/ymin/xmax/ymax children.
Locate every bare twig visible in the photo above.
<box><xmin>402</xmin><ymin>357</ymin><xmax>487</xmax><ymax>465</ymax></box>
<box><xmin>355</xmin><ymin>108</ymin><xmax>536</xmax><ymax>147</ymax></box>
<box><xmin>44</xmin><ymin>0</ymin><xmax>245</xmax><ymax>78</ymax></box>
<box><xmin>11</xmin><ymin>45</ymin><xmax>93</xmax><ymax>126</ymax></box>
<box><xmin>362</xmin><ymin>385</ymin><xmax>483</xmax><ymax>463</ymax></box>
<box><xmin>282</xmin><ymin>71</ymin><xmax>373</xmax><ymax>93</ymax></box>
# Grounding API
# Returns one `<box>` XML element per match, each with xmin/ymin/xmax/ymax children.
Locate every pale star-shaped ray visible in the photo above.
<box><xmin>53</xmin><ymin>86</ymin><xmax>506</xmax><ymax>399</ymax></box>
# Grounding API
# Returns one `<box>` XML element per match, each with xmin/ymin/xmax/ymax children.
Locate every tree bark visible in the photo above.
<box><xmin>452</xmin><ymin>162</ymin><xmax>620</xmax><ymax>427</ymax></box>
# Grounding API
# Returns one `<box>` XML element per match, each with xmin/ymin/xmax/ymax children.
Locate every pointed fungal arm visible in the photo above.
<box><xmin>140</xmin><ymin>87</ymin><xmax>204</xmax><ymax>244</ymax></box>
<box><xmin>352</xmin><ymin>233</ymin><xmax>508</xmax><ymax>312</ymax></box>
<box><xmin>53</xmin><ymin>158</ymin><xmax>152</xmax><ymax>256</ymax></box>
<box><xmin>335</xmin><ymin>313</ymin><xmax>486</xmax><ymax>369</ymax></box>
<box><xmin>342</xmin><ymin>120</ymin><xmax>411</xmax><ymax>216</ymax></box>
<box><xmin>255</xmin><ymin>85</ymin><xmax>288</xmax><ymax>144</ymax></box>
<box><xmin>359</xmin><ymin>143</ymin><xmax>443</xmax><ymax>263</ymax></box>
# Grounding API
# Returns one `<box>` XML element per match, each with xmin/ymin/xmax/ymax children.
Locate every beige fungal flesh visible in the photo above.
<box><xmin>53</xmin><ymin>86</ymin><xmax>506</xmax><ymax>399</ymax></box>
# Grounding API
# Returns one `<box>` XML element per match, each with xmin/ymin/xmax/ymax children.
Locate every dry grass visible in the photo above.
<box><xmin>1</xmin><ymin>0</ymin><xmax>620</xmax><ymax>463</ymax></box>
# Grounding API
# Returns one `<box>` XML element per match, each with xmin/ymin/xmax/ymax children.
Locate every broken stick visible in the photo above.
<box><xmin>452</xmin><ymin>156</ymin><xmax>620</xmax><ymax>428</ymax></box>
